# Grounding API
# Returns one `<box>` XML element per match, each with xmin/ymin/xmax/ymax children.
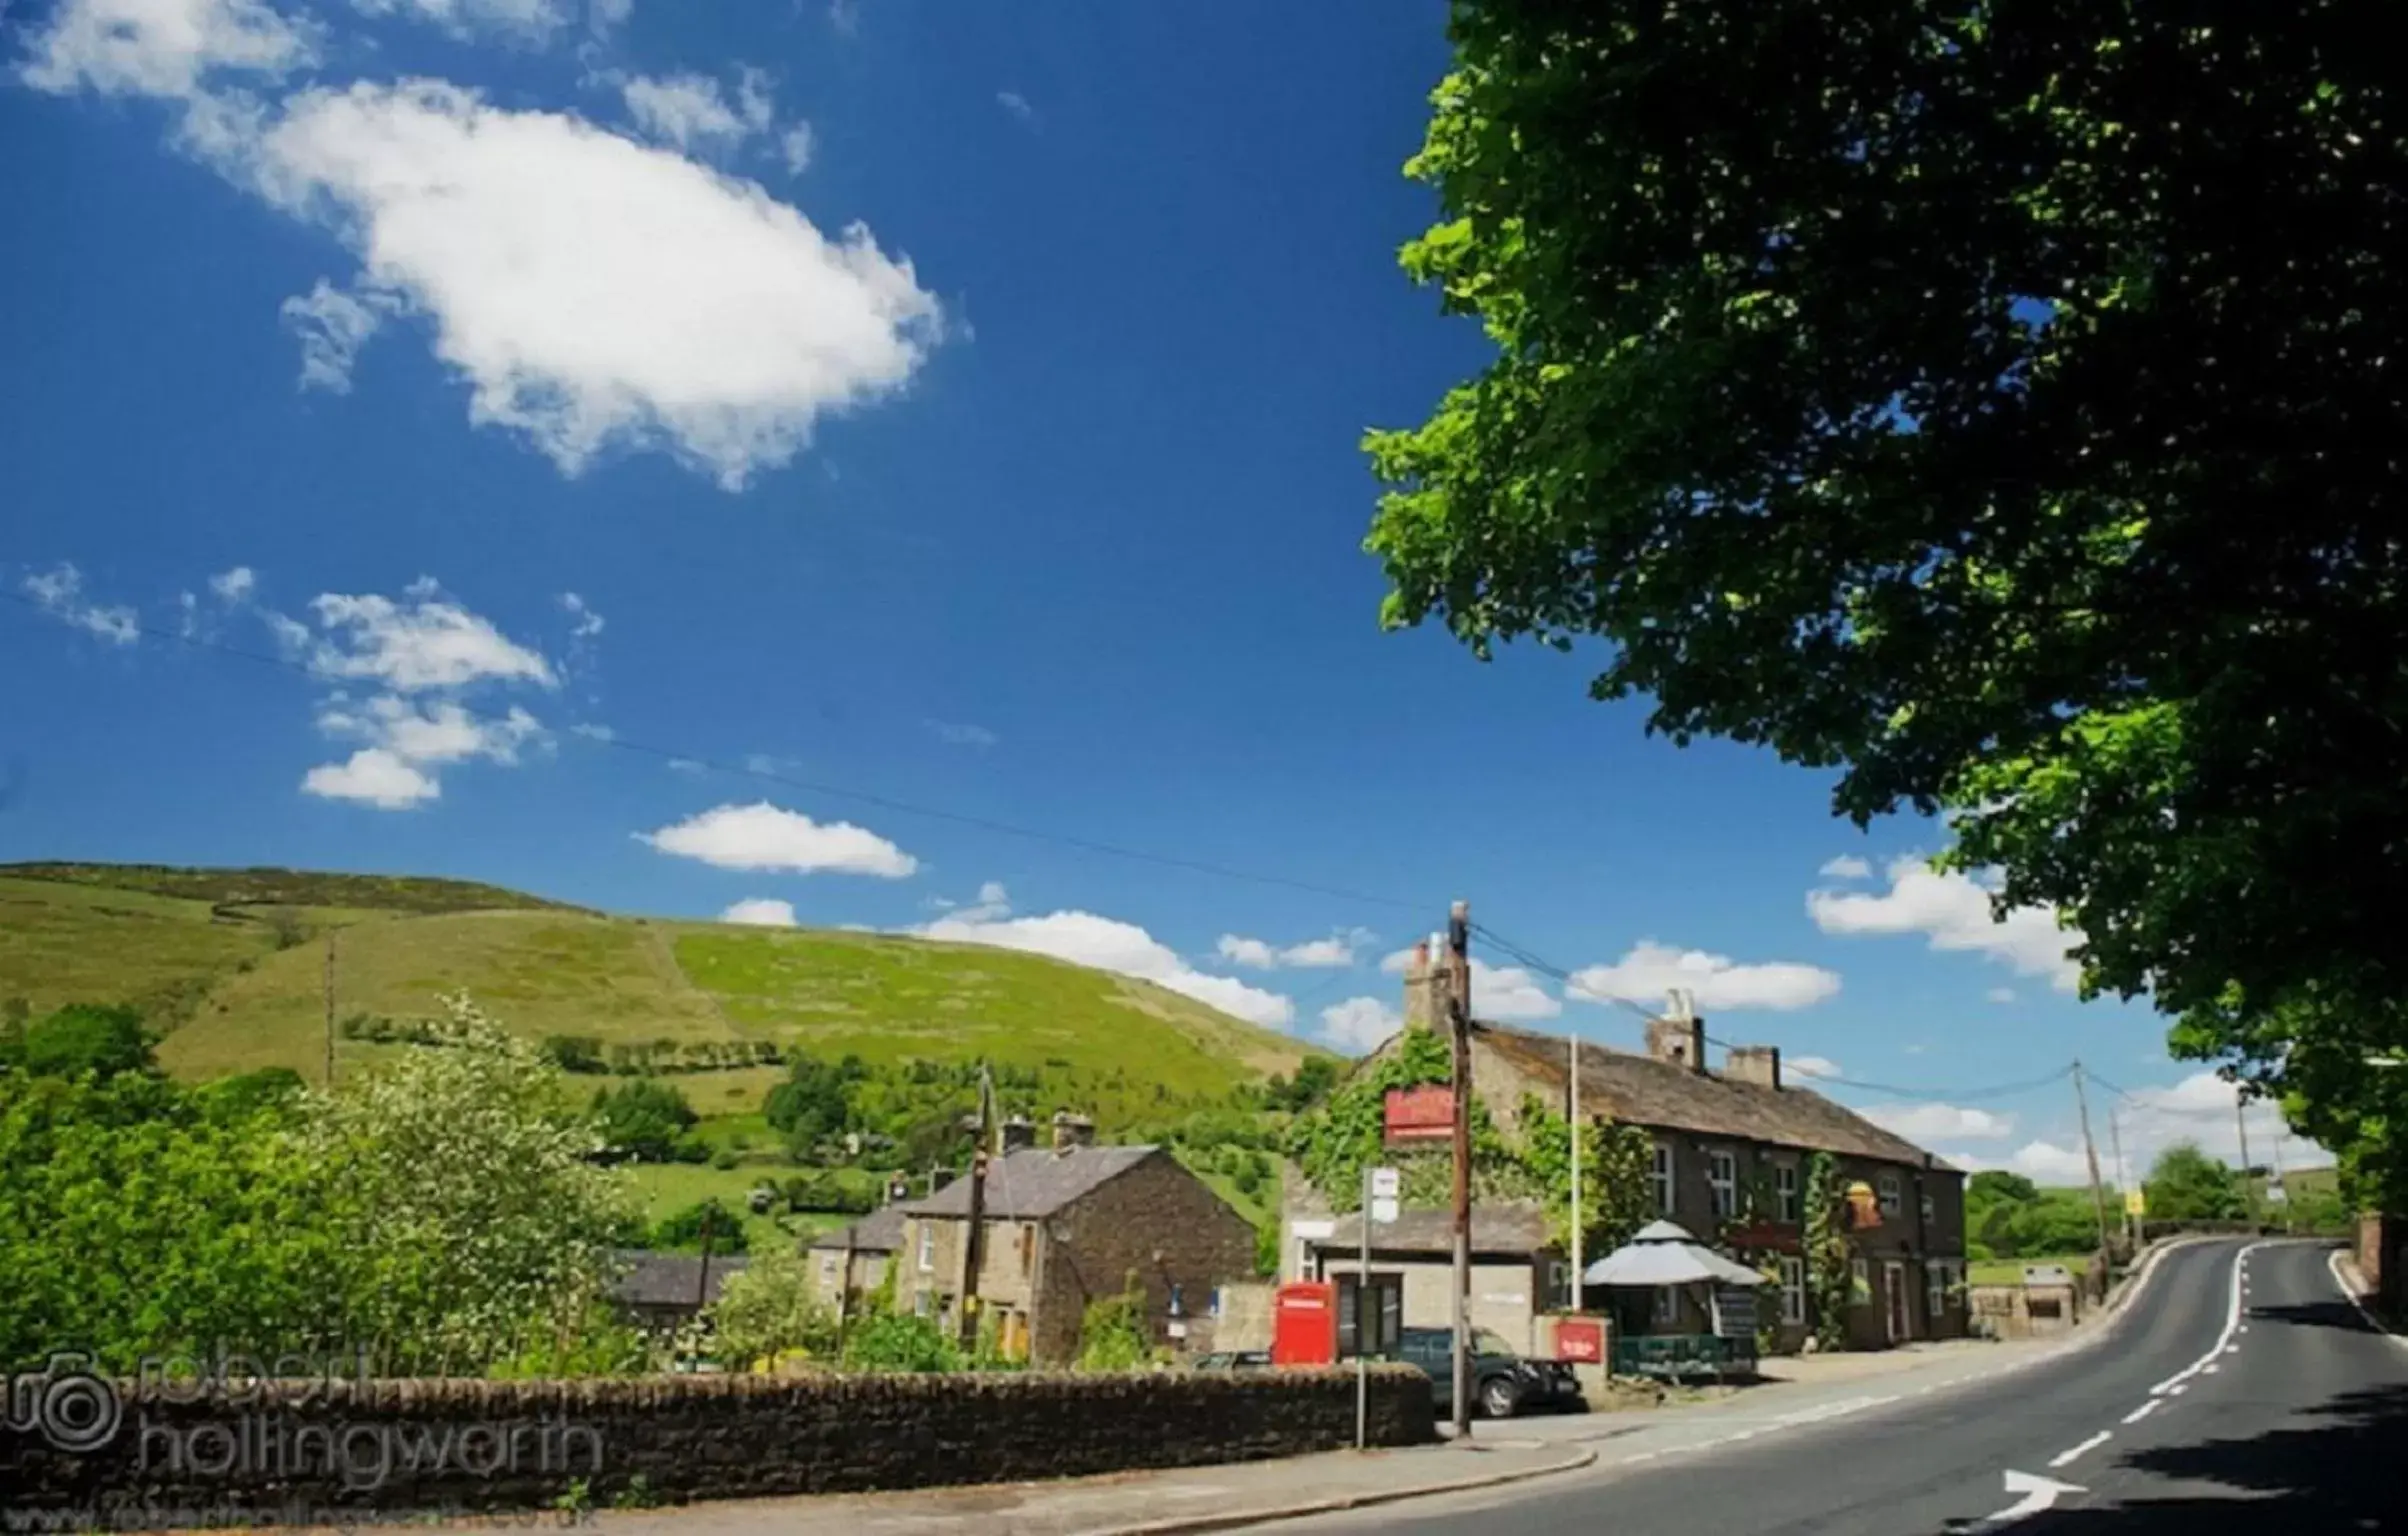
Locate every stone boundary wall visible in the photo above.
<box><xmin>2</xmin><ymin>1367</ymin><xmax>1435</xmax><ymax>1520</ymax></box>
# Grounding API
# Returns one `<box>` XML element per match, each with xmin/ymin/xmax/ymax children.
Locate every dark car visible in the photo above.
<box><xmin>1394</xmin><ymin>1326</ymin><xmax>1583</xmax><ymax>1418</ymax></box>
<box><xmin>1190</xmin><ymin>1350</ymin><xmax>1274</xmax><ymax>1371</ymax></box>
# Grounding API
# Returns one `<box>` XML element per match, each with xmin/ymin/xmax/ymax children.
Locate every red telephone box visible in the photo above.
<box><xmin>1271</xmin><ymin>1281</ymin><xmax>1337</xmax><ymax>1366</ymax></box>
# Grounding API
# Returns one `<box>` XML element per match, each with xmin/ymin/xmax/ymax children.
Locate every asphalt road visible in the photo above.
<box><xmin>1270</xmin><ymin>1238</ymin><xmax>2408</xmax><ymax>1534</ymax></box>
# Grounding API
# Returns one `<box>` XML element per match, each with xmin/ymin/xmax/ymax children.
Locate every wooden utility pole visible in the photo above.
<box><xmin>2107</xmin><ymin>1102</ymin><xmax>2136</xmax><ymax>1253</ymax></box>
<box><xmin>323</xmin><ymin>929</ymin><xmax>338</xmax><ymax>1089</ymax></box>
<box><xmin>2234</xmin><ymin>1091</ymin><xmax>2259</xmax><ymax>1229</ymax></box>
<box><xmin>1446</xmin><ymin>900</ymin><xmax>1473</xmax><ymax>1441</ymax></box>
<box><xmin>958</xmin><ymin>1064</ymin><xmax>995</xmax><ymax>1349</ymax></box>
<box><xmin>696</xmin><ymin>1205</ymin><xmax>717</xmax><ymax>1312</ymax></box>
<box><xmin>2071</xmin><ymin>1061</ymin><xmax>2114</xmax><ymax>1261</ymax></box>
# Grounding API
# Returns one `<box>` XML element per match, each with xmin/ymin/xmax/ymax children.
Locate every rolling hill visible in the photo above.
<box><xmin>0</xmin><ymin>862</ymin><xmax>1327</xmax><ymax>1126</ymax></box>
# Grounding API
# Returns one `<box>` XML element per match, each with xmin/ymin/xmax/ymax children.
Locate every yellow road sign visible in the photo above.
<box><xmin>2125</xmin><ymin>1189</ymin><xmax>2146</xmax><ymax>1217</ymax></box>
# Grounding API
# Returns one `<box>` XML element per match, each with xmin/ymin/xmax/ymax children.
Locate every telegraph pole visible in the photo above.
<box><xmin>959</xmin><ymin>1064</ymin><xmax>995</xmax><ymax>1350</ymax></box>
<box><xmin>2234</xmin><ymin>1091</ymin><xmax>2259</xmax><ymax>1229</ymax></box>
<box><xmin>2071</xmin><ymin>1060</ymin><xmax>2114</xmax><ymax>1260</ymax></box>
<box><xmin>1446</xmin><ymin>900</ymin><xmax>1473</xmax><ymax>1441</ymax></box>
<box><xmin>1568</xmin><ymin>1030</ymin><xmax>1583</xmax><ymax>1314</ymax></box>
<box><xmin>2107</xmin><ymin>1102</ymin><xmax>2135</xmax><ymax>1253</ymax></box>
<box><xmin>323</xmin><ymin>929</ymin><xmax>338</xmax><ymax>1089</ymax></box>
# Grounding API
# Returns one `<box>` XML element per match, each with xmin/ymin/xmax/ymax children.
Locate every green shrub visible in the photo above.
<box><xmin>840</xmin><ymin>1312</ymin><xmax>964</xmax><ymax>1373</ymax></box>
<box><xmin>1075</xmin><ymin>1273</ymin><xmax>1152</xmax><ymax>1370</ymax></box>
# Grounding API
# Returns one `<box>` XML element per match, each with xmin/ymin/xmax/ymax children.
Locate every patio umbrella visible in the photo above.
<box><xmin>1582</xmin><ymin>1218</ymin><xmax>1765</xmax><ymax>1288</ymax></box>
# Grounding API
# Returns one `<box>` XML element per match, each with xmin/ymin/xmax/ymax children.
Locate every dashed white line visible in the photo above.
<box><xmin>2048</xmin><ymin>1431</ymin><xmax>2112</xmax><ymax>1469</ymax></box>
<box><xmin>2149</xmin><ymin>1240</ymin><xmax>2272</xmax><ymax>1396</ymax></box>
<box><xmin>2122</xmin><ymin>1400</ymin><xmax>2162</xmax><ymax>1425</ymax></box>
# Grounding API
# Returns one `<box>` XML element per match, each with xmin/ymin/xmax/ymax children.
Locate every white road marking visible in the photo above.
<box><xmin>2150</xmin><ymin>1240</ymin><xmax>2274</xmax><ymax>1395</ymax></box>
<box><xmin>2122</xmin><ymin>1400</ymin><xmax>2162</xmax><ymax>1425</ymax></box>
<box><xmin>2327</xmin><ymin>1247</ymin><xmax>2408</xmax><ymax>1352</ymax></box>
<box><xmin>2048</xmin><ymin>1431</ymin><xmax>2112</xmax><ymax>1469</ymax></box>
<box><xmin>2169</xmin><ymin>1385</ymin><xmax>2187</xmax><ymax>1396</ymax></box>
<box><xmin>2204</xmin><ymin>1364</ymin><xmax>2219</xmax><ymax>1375</ymax></box>
<box><xmin>1967</xmin><ymin>1470</ymin><xmax>2086</xmax><ymax>1532</ymax></box>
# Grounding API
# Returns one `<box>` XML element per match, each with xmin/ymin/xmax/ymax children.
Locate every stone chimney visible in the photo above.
<box><xmin>1644</xmin><ymin>1015</ymin><xmax>1708</xmax><ymax>1073</ymax></box>
<box><xmin>1724</xmin><ymin>1044</ymin><xmax>1783</xmax><ymax>1090</ymax></box>
<box><xmin>1051</xmin><ymin>1111</ymin><xmax>1095</xmax><ymax>1154</ymax></box>
<box><xmin>1401</xmin><ymin>934</ymin><xmax>1467</xmax><ymax>1032</ymax></box>
<box><xmin>1000</xmin><ymin>1114</ymin><xmax>1036</xmax><ymax>1154</ymax></box>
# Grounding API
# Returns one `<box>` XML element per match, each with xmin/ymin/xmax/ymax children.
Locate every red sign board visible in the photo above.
<box><xmin>1552</xmin><ymin>1318</ymin><xmax>1604</xmax><ymax>1364</ymax></box>
<box><xmin>1722</xmin><ymin>1222</ymin><xmax>1801</xmax><ymax>1254</ymax></box>
<box><xmin>1271</xmin><ymin>1282</ymin><xmax>1337</xmax><ymax>1366</ymax></box>
<box><xmin>1383</xmin><ymin>1085</ymin><xmax>1455</xmax><ymax>1144</ymax></box>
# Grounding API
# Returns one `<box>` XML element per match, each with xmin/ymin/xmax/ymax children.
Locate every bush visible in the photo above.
<box><xmin>648</xmin><ymin>1199</ymin><xmax>749</xmax><ymax>1254</ymax></box>
<box><xmin>1075</xmin><ymin>1274</ymin><xmax>1152</xmax><ymax>1370</ymax></box>
<box><xmin>591</xmin><ymin>1079</ymin><xmax>700</xmax><ymax>1163</ymax></box>
<box><xmin>5</xmin><ymin>1003</ymin><xmax>152</xmax><ymax>1079</ymax></box>
<box><xmin>841</xmin><ymin>1312</ymin><xmax>964</xmax><ymax>1373</ymax></box>
<box><xmin>706</xmin><ymin>1246</ymin><xmax>837</xmax><ymax>1369</ymax></box>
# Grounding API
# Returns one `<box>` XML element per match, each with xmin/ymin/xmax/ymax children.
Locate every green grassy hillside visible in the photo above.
<box><xmin>1</xmin><ymin>863</ymin><xmax>1327</xmax><ymax>1127</ymax></box>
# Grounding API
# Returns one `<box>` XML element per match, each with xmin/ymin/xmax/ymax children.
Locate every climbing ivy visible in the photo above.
<box><xmin>1803</xmin><ymin>1152</ymin><xmax>1851</xmax><ymax>1352</ymax></box>
<box><xmin>1515</xmin><ymin>1093</ymin><xmax>1656</xmax><ymax>1258</ymax></box>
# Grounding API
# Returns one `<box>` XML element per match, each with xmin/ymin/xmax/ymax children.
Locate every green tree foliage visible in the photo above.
<box><xmin>1263</xmin><ymin>1057</ymin><xmax>1342</xmax><ymax>1113</ymax></box>
<box><xmin>705</xmin><ymin>1244</ymin><xmax>837</xmax><ymax>1369</ymax></box>
<box><xmin>2</xmin><ymin>1003</ymin><xmax>152</xmax><ymax>1079</ymax></box>
<box><xmin>591</xmin><ymin>1078</ymin><xmax>705</xmax><ymax>1164</ymax></box>
<box><xmin>2145</xmin><ymin>1141</ymin><xmax>2245</xmax><ymax>1223</ymax></box>
<box><xmin>1368</xmin><ymin>2</ymin><xmax>2408</xmax><ymax>1206</ymax></box>
<box><xmin>839</xmin><ymin>1311</ymin><xmax>964</xmax><ymax>1373</ymax></box>
<box><xmin>1515</xmin><ymin>1093</ymin><xmax>1655</xmax><ymax>1258</ymax></box>
<box><xmin>764</xmin><ymin>1052</ymin><xmax>870</xmax><ymax>1159</ymax></box>
<box><xmin>1287</xmin><ymin>1028</ymin><xmax>1461</xmax><ymax>1204</ymax></box>
<box><xmin>1967</xmin><ymin>1174</ymin><xmax>2114</xmax><ymax>1258</ymax></box>
<box><xmin>1803</xmin><ymin>1154</ymin><xmax>1850</xmax><ymax>1352</ymax></box>
<box><xmin>648</xmin><ymin>1198</ymin><xmax>751</xmax><ymax>1255</ymax></box>
<box><xmin>1075</xmin><ymin>1275</ymin><xmax>1154</xmax><ymax>1371</ymax></box>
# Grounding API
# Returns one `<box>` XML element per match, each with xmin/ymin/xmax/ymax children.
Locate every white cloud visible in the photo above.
<box><xmin>1819</xmin><ymin>855</ymin><xmax>1872</xmax><ymax>880</ymax></box>
<box><xmin>570</xmin><ymin>721</ymin><xmax>614</xmax><ymax>741</ymax></box>
<box><xmin>639</xmin><ymin>801</ymin><xmax>918</xmax><ymax>877</ymax></box>
<box><xmin>208</xmin><ymin>565</ymin><xmax>258</xmax><ymax>604</ymax></box>
<box><xmin>135</xmin><ymin>77</ymin><xmax>945</xmax><ymax>487</ymax></box>
<box><xmin>1217</xmin><ymin>931</ymin><xmax>1365</xmax><ymax>971</ymax></box>
<box><xmin>353</xmin><ymin>0</ymin><xmax>569</xmax><ymax>40</ymax></box>
<box><xmin>1569</xmin><ymin>940</ymin><xmax>1841</xmax><ymax>1013</ymax></box>
<box><xmin>1937</xmin><ymin>1070</ymin><xmax>2323</xmax><ymax>1187</ymax></box>
<box><xmin>826</xmin><ymin>0</ymin><xmax>858</xmax><ymax>37</ymax></box>
<box><xmin>719</xmin><ymin>897</ymin><xmax>797</xmax><ymax>927</ymax></box>
<box><xmin>617</xmin><ymin>70</ymin><xmax>771</xmax><ymax>154</ymax></box>
<box><xmin>995</xmin><ymin>90</ymin><xmax>1033</xmax><ymax>122</ymax></box>
<box><xmin>926</xmin><ymin>718</ymin><xmax>998</xmax><ymax>748</ymax></box>
<box><xmin>557</xmin><ymin>591</ymin><xmax>604</xmax><ymax>639</ymax></box>
<box><xmin>777</xmin><ymin>123</ymin><xmax>813</xmax><ymax>176</ymax></box>
<box><xmin>1789</xmin><ymin>1055</ymin><xmax>1842</xmax><ymax>1080</ymax></box>
<box><xmin>281</xmin><ymin>280</ymin><xmax>397</xmax><ymax>393</ymax></box>
<box><xmin>1320</xmin><ymin>997</ymin><xmax>1402</xmax><ymax>1055</ymax></box>
<box><xmin>1808</xmin><ymin>856</ymin><xmax>2083</xmax><ymax>993</ymax></box>
<box><xmin>19</xmin><ymin>562</ymin><xmax>139</xmax><ymax>645</ymax></box>
<box><xmin>303</xmin><ymin>746</ymin><xmax>439</xmax><ymax>808</ymax></box>
<box><xmin>1986</xmin><ymin>986</ymin><xmax>2017</xmax><ymax>1005</ymax></box>
<box><xmin>318</xmin><ymin>694</ymin><xmax>542</xmax><ymax>765</ymax></box>
<box><xmin>1861</xmin><ymin>1103</ymin><xmax>2018</xmax><ymax>1142</ymax></box>
<box><xmin>308</xmin><ymin>588</ymin><xmax>556</xmax><ymax>692</ymax></box>
<box><xmin>916</xmin><ymin>907</ymin><xmax>1293</xmax><ymax>1030</ymax></box>
<box><xmin>19</xmin><ymin>0</ymin><xmax>316</xmax><ymax>99</ymax></box>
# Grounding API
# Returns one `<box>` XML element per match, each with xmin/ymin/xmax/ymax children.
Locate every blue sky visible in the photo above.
<box><xmin>0</xmin><ymin>0</ymin><xmax>2298</xmax><ymax>1180</ymax></box>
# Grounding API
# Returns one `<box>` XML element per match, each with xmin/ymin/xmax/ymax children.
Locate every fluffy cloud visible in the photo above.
<box><xmin>995</xmin><ymin>90</ymin><xmax>1034</xmax><ymax>123</ymax></box>
<box><xmin>227</xmin><ymin>80</ymin><xmax>940</xmax><ymax>487</ymax></box>
<box><xmin>282</xmin><ymin>280</ymin><xmax>397</xmax><ymax>393</ymax></box>
<box><xmin>1861</xmin><ymin>1103</ymin><xmax>2018</xmax><ymax>1142</ymax></box>
<box><xmin>19</xmin><ymin>0</ymin><xmax>316</xmax><ymax>99</ymax></box>
<box><xmin>557</xmin><ymin>591</ymin><xmax>604</xmax><ymax>639</ymax></box>
<box><xmin>1568</xmin><ymin>941</ymin><xmax>1841</xmax><ymax>1013</ymax></box>
<box><xmin>317</xmin><ymin>694</ymin><xmax>541</xmax><ymax>764</ymax></box>
<box><xmin>19</xmin><ymin>563</ymin><xmax>138</xmax><ymax>645</ymax></box>
<box><xmin>777</xmin><ymin>123</ymin><xmax>812</xmax><ymax>176</ymax></box>
<box><xmin>303</xmin><ymin>747</ymin><xmax>438</xmax><ymax>808</ymax></box>
<box><xmin>617</xmin><ymin>69</ymin><xmax>774</xmax><ymax>154</ymax></box>
<box><xmin>305</xmin><ymin>587</ymin><xmax>557</xmax><ymax>692</ymax></box>
<box><xmin>1808</xmin><ymin>857</ymin><xmax>2083</xmax><ymax>992</ymax></box>
<box><xmin>1217</xmin><ymin>931</ymin><xmax>1365</xmax><ymax>971</ymax></box>
<box><xmin>719</xmin><ymin>897</ymin><xmax>797</xmax><ymax>927</ymax></box>
<box><xmin>639</xmin><ymin>801</ymin><xmax>918</xmax><ymax>877</ymax></box>
<box><xmin>1819</xmin><ymin>855</ymin><xmax>1872</xmax><ymax>880</ymax></box>
<box><xmin>352</xmin><ymin>0</ymin><xmax>570</xmax><ymax>41</ymax></box>
<box><xmin>916</xmin><ymin>908</ymin><xmax>1293</xmax><ymax>1030</ymax></box>
<box><xmin>1319</xmin><ymin>997</ymin><xmax>1402</xmax><ymax>1055</ymax></box>
<box><xmin>925</xmin><ymin>718</ymin><xmax>998</xmax><ymax>749</ymax></box>
<box><xmin>208</xmin><ymin>565</ymin><xmax>258</xmax><ymax>603</ymax></box>
<box><xmin>1938</xmin><ymin>1070</ymin><xmax>2321</xmax><ymax>1186</ymax></box>
<box><xmin>1789</xmin><ymin>1055</ymin><xmax>1842</xmax><ymax>1080</ymax></box>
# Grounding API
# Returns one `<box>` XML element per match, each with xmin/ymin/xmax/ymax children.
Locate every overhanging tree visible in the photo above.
<box><xmin>1368</xmin><ymin>1</ymin><xmax>2408</xmax><ymax>1197</ymax></box>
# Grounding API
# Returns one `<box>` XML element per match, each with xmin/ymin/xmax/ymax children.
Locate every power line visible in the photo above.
<box><xmin>1</xmin><ymin>590</ymin><xmax>1427</xmax><ymax>914</ymax></box>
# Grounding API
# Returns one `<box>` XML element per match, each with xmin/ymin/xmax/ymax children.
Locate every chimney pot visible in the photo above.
<box><xmin>1644</xmin><ymin>1015</ymin><xmax>1709</xmax><ymax>1074</ymax></box>
<box><xmin>1000</xmin><ymin>1114</ymin><xmax>1036</xmax><ymax>1154</ymax></box>
<box><xmin>1725</xmin><ymin>1045</ymin><xmax>1783</xmax><ymax>1090</ymax></box>
<box><xmin>1051</xmin><ymin>1111</ymin><xmax>1095</xmax><ymax>1153</ymax></box>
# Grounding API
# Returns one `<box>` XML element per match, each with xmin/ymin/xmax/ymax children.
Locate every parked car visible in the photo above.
<box><xmin>1190</xmin><ymin>1350</ymin><xmax>1274</xmax><ymax>1371</ymax></box>
<box><xmin>1394</xmin><ymin>1327</ymin><xmax>1583</xmax><ymax>1417</ymax></box>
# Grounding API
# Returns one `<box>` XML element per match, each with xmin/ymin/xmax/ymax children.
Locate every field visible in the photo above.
<box><xmin>1969</xmin><ymin>1253</ymin><xmax>2093</xmax><ymax>1287</ymax></box>
<box><xmin>2</xmin><ymin>863</ymin><xmax>1329</xmax><ymax>1129</ymax></box>
<box><xmin>620</xmin><ymin>1163</ymin><xmax>857</xmax><ymax>1253</ymax></box>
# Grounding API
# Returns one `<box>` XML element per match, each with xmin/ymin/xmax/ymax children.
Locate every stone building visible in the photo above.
<box><xmin>804</xmin><ymin>1204</ymin><xmax>907</xmax><ymax>1312</ymax></box>
<box><xmin>898</xmin><ymin>1113</ymin><xmax>1260</xmax><ymax>1364</ymax></box>
<box><xmin>1300</xmin><ymin>1203</ymin><xmax>1562</xmax><ymax>1357</ymax></box>
<box><xmin>1349</xmin><ymin>943</ymin><xmax>1969</xmax><ymax>1352</ymax></box>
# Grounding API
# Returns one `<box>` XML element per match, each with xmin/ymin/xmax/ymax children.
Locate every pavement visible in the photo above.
<box><xmin>1268</xmin><ymin>1237</ymin><xmax>2408</xmax><ymax>1535</ymax></box>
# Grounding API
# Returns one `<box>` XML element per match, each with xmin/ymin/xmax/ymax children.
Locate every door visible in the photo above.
<box><xmin>1883</xmin><ymin>1261</ymin><xmax>1909</xmax><ymax>1343</ymax></box>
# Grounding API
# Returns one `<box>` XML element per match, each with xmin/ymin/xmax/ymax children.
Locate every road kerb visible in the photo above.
<box><xmin>1090</xmin><ymin>1445</ymin><xmax>1600</xmax><ymax>1536</ymax></box>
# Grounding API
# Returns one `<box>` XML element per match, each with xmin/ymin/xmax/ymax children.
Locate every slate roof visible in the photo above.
<box><xmin>805</xmin><ymin>1203</ymin><xmax>909</xmax><ymax>1254</ymax></box>
<box><xmin>1475</xmin><ymin>1021</ymin><xmax>1942</xmax><ymax>1167</ymax></box>
<box><xmin>1317</xmin><ymin>1202</ymin><xmax>1552</xmax><ymax>1256</ymax></box>
<box><xmin>898</xmin><ymin>1143</ymin><xmax>1161</xmax><ymax>1220</ymax></box>
<box><xmin>610</xmin><ymin>1250</ymin><xmax>749</xmax><ymax>1309</ymax></box>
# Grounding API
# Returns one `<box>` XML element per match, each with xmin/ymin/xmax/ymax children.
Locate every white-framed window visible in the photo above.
<box><xmin>1850</xmin><ymin>1255</ymin><xmax>1871</xmax><ymax>1308</ymax></box>
<box><xmin>917</xmin><ymin>1222</ymin><xmax>937</xmax><ymax>1273</ymax></box>
<box><xmin>1708</xmin><ymin>1149</ymin><xmax>1739</xmax><ymax>1219</ymax></box>
<box><xmin>1774</xmin><ymin>1162</ymin><xmax>1800</xmax><ymax>1223</ymax></box>
<box><xmin>1546</xmin><ymin>1260</ymin><xmax>1572</xmax><ymax>1311</ymax></box>
<box><xmin>1652</xmin><ymin>1287</ymin><xmax>1680</xmax><ymax>1326</ymax></box>
<box><xmin>1877</xmin><ymin>1172</ymin><xmax>1902</xmax><ymax>1220</ymax></box>
<box><xmin>1921</xmin><ymin>1192</ymin><xmax>1936</xmax><ymax>1224</ymax></box>
<box><xmin>1926</xmin><ymin>1260</ymin><xmax>1947</xmax><ymax>1322</ymax></box>
<box><xmin>1779</xmin><ymin>1256</ymin><xmax>1806</xmax><ymax>1325</ymax></box>
<box><xmin>1651</xmin><ymin>1142</ymin><xmax>1676</xmax><ymax>1214</ymax></box>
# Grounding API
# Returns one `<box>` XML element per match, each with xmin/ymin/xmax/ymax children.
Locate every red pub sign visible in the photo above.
<box><xmin>1383</xmin><ymin>1085</ymin><xmax>1455</xmax><ymax>1144</ymax></box>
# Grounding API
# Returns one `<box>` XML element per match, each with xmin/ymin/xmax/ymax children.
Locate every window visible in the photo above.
<box><xmin>1921</xmin><ymin>1192</ymin><xmax>1936</xmax><ymax>1224</ymax></box>
<box><xmin>1546</xmin><ymin>1260</ymin><xmax>1572</xmax><ymax>1311</ymax></box>
<box><xmin>913</xmin><ymin>1289</ymin><xmax>936</xmax><ymax>1318</ymax></box>
<box><xmin>1651</xmin><ymin>1142</ymin><xmax>1675</xmax><ymax>1214</ymax></box>
<box><xmin>1926</xmin><ymin>1261</ymin><xmax>1947</xmax><ymax>1323</ymax></box>
<box><xmin>819</xmin><ymin>1253</ymin><xmax>839</xmax><ymax>1285</ymax></box>
<box><xmin>1779</xmin><ymin>1257</ymin><xmax>1806</xmax><ymax>1325</ymax></box>
<box><xmin>1652</xmin><ymin>1287</ymin><xmax>1681</xmax><ymax>1326</ymax></box>
<box><xmin>1708</xmin><ymin>1149</ymin><xmax>1738</xmax><ymax>1218</ymax></box>
<box><xmin>917</xmin><ymin>1222</ymin><xmax>936</xmax><ymax>1273</ymax></box>
<box><xmin>1850</xmin><ymin>1256</ymin><xmax>1871</xmax><ymax>1308</ymax></box>
<box><xmin>1775</xmin><ymin>1162</ymin><xmax>1800</xmax><ymax>1223</ymax></box>
<box><xmin>1877</xmin><ymin>1172</ymin><xmax>1902</xmax><ymax>1220</ymax></box>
